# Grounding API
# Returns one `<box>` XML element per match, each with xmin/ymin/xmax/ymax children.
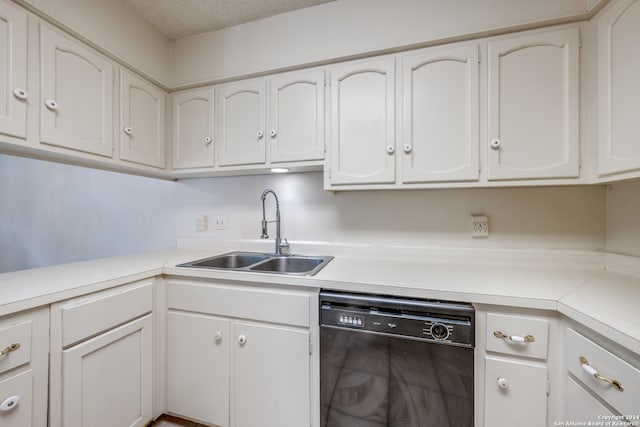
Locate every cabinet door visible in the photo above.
<box><xmin>0</xmin><ymin>369</ymin><xmax>33</xmax><ymax>427</ymax></box>
<box><xmin>484</xmin><ymin>357</ymin><xmax>547</xmax><ymax>427</ymax></box>
<box><xmin>487</xmin><ymin>28</ymin><xmax>579</xmax><ymax>180</ymax></box>
<box><xmin>0</xmin><ymin>1</ymin><xmax>27</xmax><ymax>139</ymax></box>
<box><xmin>61</xmin><ymin>315</ymin><xmax>152</xmax><ymax>427</ymax></box>
<box><xmin>233</xmin><ymin>321</ymin><xmax>310</xmax><ymax>427</ymax></box>
<box><xmin>217</xmin><ymin>80</ymin><xmax>266</xmax><ymax>166</ymax></box>
<box><xmin>597</xmin><ymin>0</ymin><xmax>640</xmax><ymax>176</ymax></box>
<box><xmin>167</xmin><ymin>312</ymin><xmax>229</xmax><ymax>427</ymax></box>
<box><xmin>565</xmin><ymin>377</ymin><xmax>616</xmax><ymax>423</ymax></box>
<box><xmin>120</xmin><ymin>69</ymin><xmax>166</xmax><ymax>168</ymax></box>
<box><xmin>40</xmin><ymin>25</ymin><xmax>113</xmax><ymax>157</ymax></box>
<box><xmin>269</xmin><ymin>69</ymin><xmax>325</xmax><ymax>163</ymax></box>
<box><xmin>329</xmin><ymin>58</ymin><xmax>396</xmax><ymax>185</ymax></box>
<box><xmin>401</xmin><ymin>44</ymin><xmax>479</xmax><ymax>183</ymax></box>
<box><xmin>172</xmin><ymin>88</ymin><xmax>214</xmax><ymax>169</ymax></box>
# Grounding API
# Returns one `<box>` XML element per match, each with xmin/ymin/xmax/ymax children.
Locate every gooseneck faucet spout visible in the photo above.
<box><xmin>260</xmin><ymin>189</ymin><xmax>289</xmax><ymax>255</ymax></box>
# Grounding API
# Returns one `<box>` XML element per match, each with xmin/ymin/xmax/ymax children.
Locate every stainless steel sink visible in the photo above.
<box><xmin>177</xmin><ymin>251</ymin><xmax>333</xmax><ymax>276</ymax></box>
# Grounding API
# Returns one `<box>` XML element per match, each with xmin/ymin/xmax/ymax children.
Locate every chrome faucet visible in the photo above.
<box><xmin>260</xmin><ymin>189</ymin><xmax>290</xmax><ymax>255</ymax></box>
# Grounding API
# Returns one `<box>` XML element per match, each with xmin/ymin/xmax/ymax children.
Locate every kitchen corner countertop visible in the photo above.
<box><xmin>1</xmin><ymin>244</ymin><xmax>640</xmax><ymax>353</ymax></box>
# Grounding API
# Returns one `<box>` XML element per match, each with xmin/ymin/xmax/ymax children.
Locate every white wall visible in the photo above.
<box><xmin>0</xmin><ymin>155</ymin><xmax>176</xmax><ymax>273</ymax></box>
<box><xmin>606</xmin><ymin>181</ymin><xmax>640</xmax><ymax>257</ymax></box>
<box><xmin>175</xmin><ymin>172</ymin><xmax>606</xmax><ymax>251</ymax></box>
<box><xmin>171</xmin><ymin>0</ymin><xmax>596</xmax><ymax>87</ymax></box>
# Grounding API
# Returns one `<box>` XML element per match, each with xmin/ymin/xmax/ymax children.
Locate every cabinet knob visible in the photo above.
<box><xmin>490</xmin><ymin>138</ymin><xmax>501</xmax><ymax>150</ymax></box>
<box><xmin>387</xmin><ymin>145</ymin><xmax>395</xmax><ymax>155</ymax></box>
<box><xmin>0</xmin><ymin>395</ymin><xmax>19</xmax><ymax>412</ymax></box>
<box><xmin>579</xmin><ymin>356</ymin><xmax>624</xmax><ymax>392</ymax></box>
<box><xmin>257</xmin><ymin>130</ymin><xmax>264</xmax><ymax>139</ymax></box>
<box><xmin>214</xmin><ymin>331</ymin><xmax>222</xmax><ymax>341</ymax></box>
<box><xmin>45</xmin><ymin>99</ymin><xmax>59</xmax><ymax>110</ymax></box>
<box><xmin>238</xmin><ymin>334</ymin><xmax>247</xmax><ymax>345</ymax></box>
<box><xmin>13</xmin><ymin>88</ymin><xmax>28</xmax><ymax>100</ymax></box>
<box><xmin>497</xmin><ymin>377</ymin><xmax>509</xmax><ymax>389</ymax></box>
<box><xmin>0</xmin><ymin>342</ymin><xmax>21</xmax><ymax>358</ymax></box>
<box><xmin>123</xmin><ymin>126</ymin><xmax>133</xmax><ymax>136</ymax></box>
<box><xmin>403</xmin><ymin>144</ymin><xmax>412</xmax><ymax>154</ymax></box>
<box><xmin>270</xmin><ymin>129</ymin><xmax>277</xmax><ymax>138</ymax></box>
<box><xmin>204</xmin><ymin>136</ymin><xmax>212</xmax><ymax>145</ymax></box>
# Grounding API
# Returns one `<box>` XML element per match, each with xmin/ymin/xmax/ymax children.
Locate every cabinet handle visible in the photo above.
<box><xmin>257</xmin><ymin>130</ymin><xmax>264</xmax><ymax>139</ymax></box>
<box><xmin>490</xmin><ymin>138</ymin><xmax>501</xmax><ymax>149</ymax></box>
<box><xmin>238</xmin><ymin>334</ymin><xmax>247</xmax><ymax>345</ymax></box>
<box><xmin>214</xmin><ymin>331</ymin><xmax>222</xmax><ymax>341</ymax></box>
<box><xmin>579</xmin><ymin>356</ymin><xmax>624</xmax><ymax>392</ymax></box>
<box><xmin>204</xmin><ymin>136</ymin><xmax>212</xmax><ymax>145</ymax></box>
<box><xmin>0</xmin><ymin>395</ymin><xmax>19</xmax><ymax>412</ymax></box>
<box><xmin>493</xmin><ymin>331</ymin><xmax>535</xmax><ymax>343</ymax></box>
<box><xmin>123</xmin><ymin>126</ymin><xmax>133</xmax><ymax>136</ymax></box>
<box><xmin>13</xmin><ymin>88</ymin><xmax>28</xmax><ymax>100</ymax></box>
<box><xmin>386</xmin><ymin>145</ymin><xmax>395</xmax><ymax>155</ymax></box>
<box><xmin>269</xmin><ymin>129</ymin><xmax>277</xmax><ymax>138</ymax></box>
<box><xmin>0</xmin><ymin>342</ymin><xmax>21</xmax><ymax>358</ymax></box>
<box><xmin>45</xmin><ymin>99</ymin><xmax>59</xmax><ymax>110</ymax></box>
<box><xmin>403</xmin><ymin>144</ymin><xmax>412</xmax><ymax>154</ymax></box>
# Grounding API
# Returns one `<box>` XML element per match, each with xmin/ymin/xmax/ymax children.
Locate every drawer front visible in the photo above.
<box><xmin>0</xmin><ymin>321</ymin><xmax>32</xmax><ymax>375</ymax></box>
<box><xmin>168</xmin><ymin>280</ymin><xmax>310</xmax><ymax>327</ymax></box>
<box><xmin>0</xmin><ymin>369</ymin><xmax>33</xmax><ymax>426</ymax></box>
<box><xmin>566</xmin><ymin>376</ymin><xmax>615</xmax><ymax>423</ymax></box>
<box><xmin>566</xmin><ymin>328</ymin><xmax>640</xmax><ymax>416</ymax></box>
<box><xmin>60</xmin><ymin>279</ymin><xmax>153</xmax><ymax>347</ymax></box>
<box><xmin>486</xmin><ymin>312</ymin><xmax>549</xmax><ymax>359</ymax></box>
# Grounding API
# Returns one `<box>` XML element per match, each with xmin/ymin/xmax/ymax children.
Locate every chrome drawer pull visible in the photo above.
<box><xmin>494</xmin><ymin>331</ymin><xmax>535</xmax><ymax>343</ymax></box>
<box><xmin>580</xmin><ymin>356</ymin><xmax>624</xmax><ymax>392</ymax></box>
<box><xmin>0</xmin><ymin>343</ymin><xmax>21</xmax><ymax>358</ymax></box>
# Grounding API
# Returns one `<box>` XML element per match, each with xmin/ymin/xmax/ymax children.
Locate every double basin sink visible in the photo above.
<box><xmin>177</xmin><ymin>251</ymin><xmax>333</xmax><ymax>276</ymax></box>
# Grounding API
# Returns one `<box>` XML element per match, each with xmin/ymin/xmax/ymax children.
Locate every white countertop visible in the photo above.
<box><xmin>1</xmin><ymin>242</ymin><xmax>639</xmax><ymax>353</ymax></box>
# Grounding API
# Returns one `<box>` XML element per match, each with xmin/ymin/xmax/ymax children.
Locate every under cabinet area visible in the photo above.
<box><xmin>165</xmin><ymin>279</ymin><xmax>318</xmax><ymax>427</ymax></box>
<box><xmin>0</xmin><ymin>307</ymin><xmax>49</xmax><ymax>427</ymax></box>
<box><xmin>49</xmin><ymin>279</ymin><xmax>154</xmax><ymax>427</ymax></box>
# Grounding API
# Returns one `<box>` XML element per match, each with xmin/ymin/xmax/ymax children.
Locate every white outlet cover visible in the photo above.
<box><xmin>471</xmin><ymin>215</ymin><xmax>489</xmax><ymax>238</ymax></box>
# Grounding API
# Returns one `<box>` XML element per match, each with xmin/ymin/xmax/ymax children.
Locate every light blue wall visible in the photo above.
<box><xmin>0</xmin><ymin>155</ymin><xmax>176</xmax><ymax>272</ymax></box>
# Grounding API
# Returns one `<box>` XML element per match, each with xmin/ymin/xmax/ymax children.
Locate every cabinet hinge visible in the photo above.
<box><xmin>546</xmin><ymin>377</ymin><xmax>550</xmax><ymax>396</ymax></box>
<box><xmin>579</xmin><ymin>32</ymin><xmax>582</xmax><ymax>49</ymax></box>
<box><xmin>579</xmin><ymin>155</ymin><xmax>582</xmax><ymax>169</ymax></box>
<box><xmin>309</xmin><ymin>340</ymin><xmax>313</xmax><ymax>355</ymax></box>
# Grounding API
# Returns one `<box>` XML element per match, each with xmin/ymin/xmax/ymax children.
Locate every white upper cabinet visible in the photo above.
<box><xmin>268</xmin><ymin>69</ymin><xmax>324</xmax><ymax>163</ymax></box>
<box><xmin>401</xmin><ymin>44</ymin><xmax>479</xmax><ymax>183</ymax></box>
<box><xmin>172</xmin><ymin>88</ymin><xmax>214</xmax><ymax>169</ymax></box>
<box><xmin>487</xmin><ymin>28</ymin><xmax>580</xmax><ymax>181</ymax></box>
<box><xmin>329</xmin><ymin>57</ymin><xmax>396</xmax><ymax>185</ymax></box>
<box><xmin>40</xmin><ymin>24</ymin><xmax>114</xmax><ymax>158</ymax></box>
<box><xmin>597</xmin><ymin>0</ymin><xmax>640</xmax><ymax>176</ymax></box>
<box><xmin>119</xmin><ymin>69</ymin><xmax>166</xmax><ymax>168</ymax></box>
<box><xmin>217</xmin><ymin>79</ymin><xmax>266</xmax><ymax>166</ymax></box>
<box><xmin>0</xmin><ymin>1</ymin><xmax>27</xmax><ymax>139</ymax></box>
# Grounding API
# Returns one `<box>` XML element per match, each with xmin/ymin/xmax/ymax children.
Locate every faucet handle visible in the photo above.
<box><xmin>279</xmin><ymin>238</ymin><xmax>291</xmax><ymax>255</ymax></box>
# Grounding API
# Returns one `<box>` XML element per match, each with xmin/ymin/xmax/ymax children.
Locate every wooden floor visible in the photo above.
<box><xmin>150</xmin><ymin>414</ymin><xmax>209</xmax><ymax>427</ymax></box>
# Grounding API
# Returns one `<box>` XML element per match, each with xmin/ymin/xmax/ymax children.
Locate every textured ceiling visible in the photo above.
<box><xmin>125</xmin><ymin>0</ymin><xmax>336</xmax><ymax>40</ymax></box>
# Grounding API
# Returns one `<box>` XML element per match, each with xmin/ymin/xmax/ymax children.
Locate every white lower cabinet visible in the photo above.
<box><xmin>166</xmin><ymin>279</ymin><xmax>317</xmax><ymax>427</ymax></box>
<box><xmin>49</xmin><ymin>279</ymin><xmax>154</xmax><ymax>427</ymax></box>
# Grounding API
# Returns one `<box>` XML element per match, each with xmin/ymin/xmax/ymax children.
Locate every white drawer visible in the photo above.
<box><xmin>486</xmin><ymin>312</ymin><xmax>549</xmax><ymax>359</ymax></box>
<box><xmin>566</xmin><ymin>328</ymin><xmax>640</xmax><ymax>416</ymax></box>
<box><xmin>0</xmin><ymin>321</ymin><xmax>32</xmax><ymax>375</ymax></box>
<box><xmin>0</xmin><ymin>369</ymin><xmax>33</xmax><ymax>426</ymax></box>
<box><xmin>566</xmin><ymin>376</ymin><xmax>615</xmax><ymax>423</ymax></box>
<box><xmin>168</xmin><ymin>280</ymin><xmax>311</xmax><ymax>327</ymax></box>
<box><xmin>59</xmin><ymin>279</ymin><xmax>153</xmax><ymax>347</ymax></box>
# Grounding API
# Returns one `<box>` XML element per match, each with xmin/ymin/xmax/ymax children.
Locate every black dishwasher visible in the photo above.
<box><xmin>320</xmin><ymin>291</ymin><xmax>475</xmax><ymax>427</ymax></box>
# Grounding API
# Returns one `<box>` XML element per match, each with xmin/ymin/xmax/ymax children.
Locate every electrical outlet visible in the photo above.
<box><xmin>471</xmin><ymin>215</ymin><xmax>489</xmax><ymax>238</ymax></box>
<box><xmin>195</xmin><ymin>215</ymin><xmax>208</xmax><ymax>232</ymax></box>
<box><xmin>214</xmin><ymin>216</ymin><xmax>226</xmax><ymax>230</ymax></box>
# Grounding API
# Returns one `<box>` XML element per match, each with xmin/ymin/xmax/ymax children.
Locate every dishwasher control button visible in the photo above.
<box><xmin>430</xmin><ymin>323</ymin><xmax>450</xmax><ymax>340</ymax></box>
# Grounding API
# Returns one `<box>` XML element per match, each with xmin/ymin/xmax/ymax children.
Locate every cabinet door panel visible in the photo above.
<box><xmin>0</xmin><ymin>369</ymin><xmax>33</xmax><ymax>427</ymax></box>
<box><xmin>598</xmin><ymin>0</ymin><xmax>640</xmax><ymax>175</ymax></box>
<box><xmin>484</xmin><ymin>357</ymin><xmax>547</xmax><ymax>427</ymax></box>
<box><xmin>488</xmin><ymin>28</ymin><xmax>579</xmax><ymax>180</ymax></box>
<box><xmin>120</xmin><ymin>70</ymin><xmax>165</xmax><ymax>168</ymax></box>
<box><xmin>269</xmin><ymin>69</ymin><xmax>324</xmax><ymax>163</ymax></box>
<box><xmin>40</xmin><ymin>25</ymin><xmax>113</xmax><ymax>157</ymax></box>
<box><xmin>218</xmin><ymin>80</ymin><xmax>265</xmax><ymax>166</ymax></box>
<box><xmin>173</xmin><ymin>88</ymin><xmax>214</xmax><ymax>169</ymax></box>
<box><xmin>402</xmin><ymin>44</ymin><xmax>479</xmax><ymax>183</ymax></box>
<box><xmin>0</xmin><ymin>1</ymin><xmax>27</xmax><ymax>139</ymax></box>
<box><xmin>167</xmin><ymin>312</ymin><xmax>229</xmax><ymax>427</ymax></box>
<box><xmin>566</xmin><ymin>377</ymin><xmax>615</xmax><ymax>423</ymax></box>
<box><xmin>233</xmin><ymin>321</ymin><xmax>310</xmax><ymax>427</ymax></box>
<box><xmin>62</xmin><ymin>315</ymin><xmax>152</xmax><ymax>427</ymax></box>
<box><xmin>330</xmin><ymin>58</ymin><xmax>396</xmax><ymax>185</ymax></box>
